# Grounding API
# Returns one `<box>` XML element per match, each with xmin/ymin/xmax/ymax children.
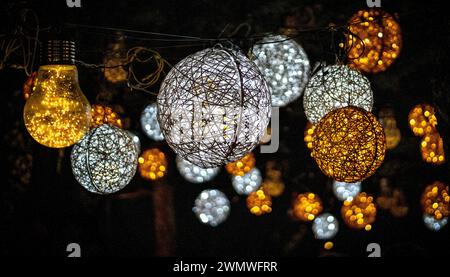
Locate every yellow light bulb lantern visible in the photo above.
<box><xmin>379</xmin><ymin>108</ymin><xmax>401</xmax><ymax>150</ymax></box>
<box><xmin>341</xmin><ymin>192</ymin><xmax>377</xmax><ymax>231</ymax></box>
<box><xmin>91</xmin><ymin>104</ymin><xmax>123</xmax><ymax>129</ymax></box>
<box><xmin>23</xmin><ymin>40</ymin><xmax>91</xmax><ymax>148</ymax></box>
<box><xmin>304</xmin><ymin>122</ymin><xmax>315</xmax><ymax>150</ymax></box>
<box><xmin>346</xmin><ymin>9</ymin><xmax>402</xmax><ymax>74</ymax></box>
<box><xmin>421</xmin><ymin>182</ymin><xmax>450</xmax><ymax>221</ymax></box>
<box><xmin>408</xmin><ymin>104</ymin><xmax>437</xmax><ymax>136</ymax></box>
<box><xmin>138</xmin><ymin>148</ymin><xmax>168</xmax><ymax>181</ymax></box>
<box><xmin>420</xmin><ymin>132</ymin><xmax>445</xmax><ymax>165</ymax></box>
<box><xmin>247</xmin><ymin>188</ymin><xmax>272</xmax><ymax>216</ymax></box>
<box><xmin>225</xmin><ymin>152</ymin><xmax>256</xmax><ymax>176</ymax></box>
<box><xmin>292</xmin><ymin>193</ymin><xmax>323</xmax><ymax>222</ymax></box>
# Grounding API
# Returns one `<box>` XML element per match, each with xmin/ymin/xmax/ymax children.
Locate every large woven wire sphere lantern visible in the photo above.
<box><xmin>408</xmin><ymin>104</ymin><xmax>438</xmax><ymax>136</ymax></box>
<box><xmin>251</xmin><ymin>35</ymin><xmax>310</xmax><ymax>107</ymax></box>
<box><xmin>247</xmin><ymin>188</ymin><xmax>272</xmax><ymax>216</ymax></box>
<box><xmin>176</xmin><ymin>155</ymin><xmax>220</xmax><ymax>184</ymax></box>
<box><xmin>193</xmin><ymin>189</ymin><xmax>230</xmax><ymax>227</ymax></box>
<box><xmin>140</xmin><ymin>102</ymin><xmax>164</xmax><ymax>141</ymax></box>
<box><xmin>303</xmin><ymin>65</ymin><xmax>373</xmax><ymax>124</ymax></box>
<box><xmin>90</xmin><ymin>104</ymin><xmax>123</xmax><ymax>129</ymax></box>
<box><xmin>341</xmin><ymin>192</ymin><xmax>377</xmax><ymax>231</ymax></box>
<box><xmin>346</xmin><ymin>9</ymin><xmax>402</xmax><ymax>74</ymax></box>
<box><xmin>71</xmin><ymin>124</ymin><xmax>138</xmax><ymax>194</ymax></box>
<box><xmin>420</xmin><ymin>132</ymin><xmax>445</xmax><ymax>165</ymax></box>
<box><xmin>312</xmin><ymin>106</ymin><xmax>386</xmax><ymax>183</ymax></box>
<box><xmin>421</xmin><ymin>182</ymin><xmax>450</xmax><ymax>221</ymax></box>
<box><xmin>138</xmin><ymin>148</ymin><xmax>167</xmax><ymax>181</ymax></box>
<box><xmin>157</xmin><ymin>46</ymin><xmax>271</xmax><ymax>168</ymax></box>
<box><xmin>292</xmin><ymin>193</ymin><xmax>323</xmax><ymax>222</ymax></box>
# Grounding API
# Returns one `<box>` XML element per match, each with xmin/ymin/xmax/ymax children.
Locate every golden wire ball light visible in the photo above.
<box><xmin>138</xmin><ymin>148</ymin><xmax>168</xmax><ymax>181</ymax></box>
<box><xmin>342</xmin><ymin>192</ymin><xmax>377</xmax><ymax>230</ymax></box>
<box><xmin>90</xmin><ymin>104</ymin><xmax>123</xmax><ymax>129</ymax></box>
<box><xmin>304</xmin><ymin>122</ymin><xmax>315</xmax><ymax>150</ymax></box>
<box><xmin>420</xmin><ymin>132</ymin><xmax>445</xmax><ymax>165</ymax></box>
<box><xmin>421</xmin><ymin>182</ymin><xmax>450</xmax><ymax>221</ymax></box>
<box><xmin>225</xmin><ymin>152</ymin><xmax>256</xmax><ymax>176</ymax></box>
<box><xmin>247</xmin><ymin>188</ymin><xmax>273</xmax><ymax>216</ymax></box>
<box><xmin>347</xmin><ymin>9</ymin><xmax>402</xmax><ymax>74</ymax></box>
<box><xmin>292</xmin><ymin>193</ymin><xmax>323</xmax><ymax>222</ymax></box>
<box><xmin>312</xmin><ymin>106</ymin><xmax>386</xmax><ymax>183</ymax></box>
<box><xmin>408</xmin><ymin>104</ymin><xmax>437</xmax><ymax>136</ymax></box>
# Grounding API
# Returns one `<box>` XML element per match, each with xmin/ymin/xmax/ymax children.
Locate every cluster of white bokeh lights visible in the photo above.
<box><xmin>141</xmin><ymin>102</ymin><xmax>164</xmax><ymax>141</ymax></box>
<box><xmin>423</xmin><ymin>214</ymin><xmax>448</xmax><ymax>231</ymax></box>
<box><xmin>303</xmin><ymin>65</ymin><xmax>373</xmax><ymax>124</ymax></box>
<box><xmin>252</xmin><ymin>35</ymin><xmax>310</xmax><ymax>107</ymax></box>
<box><xmin>312</xmin><ymin>213</ymin><xmax>339</xmax><ymax>240</ymax></box>
<box><xmin>176</xmin><ymin>155</ymin><xmax>220</xmax><ymax>184</ymax></box>
<box><xmin>232</xmin><ymin>167</ymin><xmax>262</xmax><ymax>195</ymax></box>
<box><xmin>333</xmin><ymin>180</ymin><xmax>362</xmax><ymax>201</ymax></box>
<box><xmin>193</xmin><ymin>189</ymin><xmax>230</xmax><ymax>227</ymax></box>
<box><xmin>157</xmin><ymin>46</ymin><xmax>271</xmax><ymax>168</ymax></box>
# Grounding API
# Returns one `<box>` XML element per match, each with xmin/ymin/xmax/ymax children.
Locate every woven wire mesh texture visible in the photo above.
<box><xmin>303</xmin><ymin>65</ymin><xmax>373</xmax><ymax>124</ymax></box>
<box><xmin>157</xmin><ymin>46</ymin><xmax>271</xmax><ymax>168</ymax></box>
<box><xmin>312</xmin><ymin>106</ymin><xmax>385</xmax><ymax>183</ymax></box>
<box><xmin>71</xmin><ymin>124</ymin><xmax>138</xmax><ymax>194</ymax></box>
<box><xmin>251</xmin><ymin>35</ymin><xmax>310</xmax><ymax>107</ymax></box>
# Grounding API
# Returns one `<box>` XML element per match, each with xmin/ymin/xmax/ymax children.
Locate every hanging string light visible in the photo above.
<box><xmin>292</xmin><ymin>193</ymin><xmax>323</xmax><ymax>222</ymax></box>
<box><xmin>408</xmin><ymin>104</ymin><xmax>437</xmax><ymax>136</ymax></box>
<box><xmin>346</xmin><ymin>9</ymin><xmax>402</xmax><ymax>74</ymax></box>
<box><xmin>341</xmin><ymin>192</ymin><xmax>377</xmax><ymax>231</ymax></box>
<box><xmin>90</xmin><ymin>104</ymin><xmax>123</xmax><ymax>129</ymax></box>
<box><xmin>312</xmin><ymin>106</ymin><xmax>386</xmax><ymax>183</ymax></box>
<box><xmin>138</xmin><ymin>148</ymin><xmax>168</xmax><ymax>181</ymax></box>
<box><xmin>157</xmin><ymin>46</ymin><xmax>271</xmax><ymax>168</ymax></box>
<box><xmin>303</xmin><ymin>65</ymin><xmax>373</xmax><ymax>124</ymax></box>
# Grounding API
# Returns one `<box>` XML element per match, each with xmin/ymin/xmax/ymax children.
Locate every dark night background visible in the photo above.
<box><xmin>1</xmin><ymin>0</ymin><xmax>450</xmax><ymax>257</ymax></box>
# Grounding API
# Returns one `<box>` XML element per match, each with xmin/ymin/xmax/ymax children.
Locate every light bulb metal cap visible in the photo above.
<box><xmin>41</xmin><ymin>40</ymin><xmax>76</xmax><ymax>65</ymax></box>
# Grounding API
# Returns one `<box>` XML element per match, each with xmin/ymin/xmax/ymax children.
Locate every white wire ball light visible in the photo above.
<box><xmin>157</xmin><ymin>46</ymin><xmax>271</xmax><ymax>168</ymax></box>
<box><xmin>303</xmin><ymin>65</ymin><xmax>373</xmax><ymax>124</ymax></box>
<box><xmin>140</xmin><ymin>102</ymin><xmax>164</xmax><ymax>141</ymax></box>
<box><xmin>193</xmin><ymin>189</ymin><xmax>230</xmax><ymax>227</ymax></box>
<box><xmin>312</xmin><ymin>213</ymin><xmax>339</xmax><ymax>240</ymax></box>
<box><xmin>71</xmin><ymin>124</ymin><xmax>138</xmax><ymax>194</ymax></box>
<box><xmin>232</xmin><ymin>167</ymin><xmax>262</xmax><ymax>195</ymax></box>
<box><xmin>252</xmin><ymin>35</ymin><xmax>310</xmax><ymax>107</ymax></box>
<box><xmin>176</xmin><ymin>155</ymin><xmax>220</xmax><ymax>183</ymax></box>
<box><xmin>423</xmin><ymin>214</ymin><xmax>448</xmax><ymax>231</ymax></box>
<box><xmin>333</xmin><ymin>180</ymin><xmax>362</xmax><ymax>201</ymax></box>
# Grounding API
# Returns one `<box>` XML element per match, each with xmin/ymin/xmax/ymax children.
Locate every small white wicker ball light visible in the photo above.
<box><xmin>333</xmin><ymin>180</ymin><xmax>362</xmax><ymax>201</ymax></box>
<box><xmin>303</xmin><ymin>65</ymin><xmax>373</xmax><ymax>124</ymax></box>
<box><xmin>252</xmin><ymin>35</ymin><xmax>310</xmax><ymax>107</ymax></box>
<box><xmin>176</xmin><ymin>155</ymin><xmax>220</xmax><ymax>184</ymax></box>
<box><xmin>141</xmin><ymin>102</ymin><xmax>164</xmax><ymax>141</ymax></box>
<box><xmin>157</xmin><ymin>46</ymin><xmax>271</xmax><ymax>168</ymax></box>
<box><xmin>423</xmin><ymin>214</ymin><xmax>448</xmax><ymax>231</ymax></box>
<box><xmin>193</xmin><ymin>189</ymin><xmax>230</xmax><ymax>227</ymax></box>
<box><xmin>71</xmin><ymin>124</ymin><xmax>138</xmax><ymax>194</ymax></box>
<box><xmin>312</xmin><ymin>213</ymin><xmax>339</xmax><ymax>240</ymax></box>
<box><xmin>232</xmin><ymin>167</ymin><xmax>262</xmax><ymax>195</ymax></box>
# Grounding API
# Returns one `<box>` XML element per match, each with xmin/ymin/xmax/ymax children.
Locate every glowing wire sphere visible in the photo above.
<box><xmin>176</xmin><ymin>155</ymin><xmax>220</xmax><ymax>184</ymax></box>
<box><xmin>91</xmin><ymin>104</ymin><xmax>123</xmax><ymax>129</ymax></box>
<box><xmin>303</xmin><ymin>65</ymin><xmax>373</xmax><ymax>124</ymax></box>
<box><xmin>312</xmin><ymin>106</ymin><xmax>386</xmax><ymax>183</ymax></box>
<box><xmin>247</xmin><ymin>188</ymin><xmax>272</xmax><ymax>216</ymax></box>
<box><xmin>138</xmin><ymin>148</ymin><xmax>167</xmax><ymax>181</ymax></box>
<box><xmin>421</xmin><ymin>182</ymin><xmax>449</xmax><ymax>221</ymax></box>
<box><xmin>346</xmin><ymin>9</ymin><xmax>402</xmax><ymax>74</ymax></box>
<box><xmin>157</xmin><ymin>46</ymin><xmax>271</xmax><ymax>168</ymax></box>
<box><xmin>420</xmin><ymin>132</ymin><xmax>445</xmax><ymax>165</ymax></box>
<box><xmin>232</xmin><ymin>167</ymin><xmax>262</xmax><ymax>195</ymax></box>
<box><xmin>341</xmin><ymin>192</ymin><xmax>376</xmax><ymax>231</ymax></box>
<box><xmin>193</xmin><ymin>189</ymin><xmax>230</xmax><ymax>227</ymax></box>
<box><xmin>312</xmin><ymin>213</ymin><xmax>339</xmax><ymax>240</ymax></box>
<box><xmin>252</xmin><ymin>35</ymin><xmax>310</xmax><ymax>107</ymax></box>
<box><xmin>333</xmin><ymin>180</ymin><xmax>362</xmax><ymax>201</ymax></box>
<box><xmin>140</xmin><ymin>103</ymin><xmax>164</xmax><ymax>141</ymax></box>
<box><xmin>71</xmin><ymin>124</ymin><xmax>138</xmax><ymax>194</ymax></box>
<box><xmin>408</xmin><ymin>104</ymin><xmax>437</xmax><ymax>136</ymax></box>
<box><xmin>423</xmin><ymin>214</ymin><xmax>448</xmax><ymax>231</ymax></box>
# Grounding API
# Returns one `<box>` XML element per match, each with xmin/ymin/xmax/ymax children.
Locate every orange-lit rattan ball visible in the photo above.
<box><xmin>312</xmin><ymin>106</ymin><xmax>386</xmax><ymax>183</ymax></box>
<box><xmin>346</xmin><ymin>9</ymin><xmax>402</xmax><ymax>74</ymax></box>
<box><xmin>304</xmin><ymin>122</ymin><xmax>315</xmax><ymax>150</ymax></box>
<box><xmin>247</xmin><ymin>188</ymin><xmax>272</xmax><ymax>216</ymax></box>
<box><xmin>262</xmin><ymin>179</ymin><xmax>285</xmax><ymax>197</ymax></box>
<box><xmin>341</xmin><ymin>192</ymin><xmax>377</xmax><ymax>230</ymax></box>
<box><xmin>225</xmin><ymin>152</ymin><xmax>256</xmax><ymax>176</ymax></box>
<box><xmin>420</xmin><ymin>132</ymin><xmax>445</xmax><ymax>165</ymax></box>
<box><xmin>421</xmin><ymin>182</ymin><xmax>450</xmax><ymax>220</ymax></box>
<box><xmin>408</xmin><ymin>104</ymin><xmax>437</xmax><ymax>136</ymax></box>
<box><xmin>90</xmin><ymin>105</ymin><xmax>123</xmax><ymax>129</ymax></box>
<box><xmin>379</xmin><ymin>108</ymin><xmax>401</xmax><ymax>150</ymax></box>
<box><xmin>23</xmin><ymin>72</ymin><xmax>37</xmax><ymax>100</ymax></box>
<box><xmin>138</xmin><ymin>148</ymin><xmax>168</xmax><ymax>181</ymax></box>
<box><xmin>293</xmin><ymin>193</ymin><xmax>323</xmax><ymax>222</ymax></box>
